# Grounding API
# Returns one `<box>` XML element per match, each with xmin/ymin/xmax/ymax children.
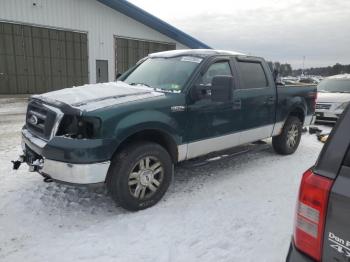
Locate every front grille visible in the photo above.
<box><xmin>26</xmin><ymin>101</ymin><xmax>58</xmax><ymax>140</ymax></box>
<box><xmin>316</xmin><ymin>103</ymin><xmax>331</xmax><ymax>110</ymax></box>
<box><xmin>315</xmin><ymin>116</ymin><xmax>339</xmax><ymax>123</ymax></box>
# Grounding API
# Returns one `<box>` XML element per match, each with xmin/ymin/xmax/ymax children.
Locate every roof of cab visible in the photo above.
<box><xmin>149</xmin><ymin>49</ymin><xmax>247</xmax><ymax>58</ymax></box>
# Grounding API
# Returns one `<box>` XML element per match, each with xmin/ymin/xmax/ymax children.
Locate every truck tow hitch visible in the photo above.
<box><xmin>12</xmin><ymin>155</ymin><xmax>25</xmax><ymax>170</ymax></box>
<box><xmin>42</xmin><ymin>174</ymin><xmax>53</xmax><ymax>183</ymax></box>
<box><xmin>11</xmin><ymin>154</ymin><xmax>53</xmax><ymax>182</ymax></box>
<box><xmin>11</xmin><ymin>156</ymin><xmax>43</xmax><ymax>172</ymax></box>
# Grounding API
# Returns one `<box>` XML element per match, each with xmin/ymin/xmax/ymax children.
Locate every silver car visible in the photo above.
<box><xmin>316</xmin><ymin>74</ymin><xmax>350</xmax><ymax>123</ymax></box>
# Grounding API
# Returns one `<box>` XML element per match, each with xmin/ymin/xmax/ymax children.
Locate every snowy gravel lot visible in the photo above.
<box><xmin>0</xmin><ymin>98</ymin><xmax>331</xmax><ymax>262</ymax></box>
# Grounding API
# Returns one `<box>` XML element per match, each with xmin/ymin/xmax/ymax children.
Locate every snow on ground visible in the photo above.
<box><xmin>0</xmin><ymin>99</ymin><xmax>332</xmax><ymax>262</ymax></box>
<box><xmin>0</xmin><ymin>98</ymin><xmax>27</xmax><ymax>116</ymax></box>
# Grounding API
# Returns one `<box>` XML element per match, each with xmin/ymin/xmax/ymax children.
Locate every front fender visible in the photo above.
<box><xmin>113</xmin><ymin>110</ymin><xmax>183</xmax><ymax>146</ymax></box>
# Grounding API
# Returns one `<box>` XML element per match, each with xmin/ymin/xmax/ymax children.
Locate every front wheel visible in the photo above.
<box><xmin>272</xmin><ymin>116</ymin><xmax>302</xmax><ymax>155</ymax></box>
<box><xmin>106</xmin><ymin>141</ymin><xmax>173</xmax><ymax>211</ymax></box>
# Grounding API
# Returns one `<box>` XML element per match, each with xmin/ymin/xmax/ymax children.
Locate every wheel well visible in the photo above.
<box><xmin>116</xmin><ymin>130</ymin><xmax>178</xmax><ymax>163</ymax></box>
<box><xmin>289</xmin><ymin>108</ymin><xmax>305</xmax><ymax>124</ymax></box>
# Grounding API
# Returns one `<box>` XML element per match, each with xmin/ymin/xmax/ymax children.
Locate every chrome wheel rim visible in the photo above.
<box><xmin>128</xmin><ymin>156</ymin><xmax>164</xmax><ymax>200</ymax></box>
<box><xmin>287</xmin><ymin>124</ymin><xmax>299</xmax><ymax>148</ymax></box>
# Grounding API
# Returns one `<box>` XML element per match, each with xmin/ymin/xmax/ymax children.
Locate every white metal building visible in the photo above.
<box><xmin>0</xmin><ymin>0</ymin><xmax>209</xmax><ymax>94</ymax></box>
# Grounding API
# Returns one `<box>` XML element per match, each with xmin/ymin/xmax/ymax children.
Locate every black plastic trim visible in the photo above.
<box><xmin>314</xmin><ymin>105</ymin><xmax>350</xmax><ymax>179</ymax></box>
<box><xmin>286</xmin><ymin>240</ymin><xmax>315</xmax><ymax>262</ymax></box>
<box><xmin>30</xmin><ymin>97</ymin><xmax>82</xmax><ymax>116</ymax></box>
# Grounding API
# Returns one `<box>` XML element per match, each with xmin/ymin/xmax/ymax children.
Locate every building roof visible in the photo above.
<box><xmin>97</xmin><ymin>0</ymin><xmax>211</xmax><ymax>49</ymax></box>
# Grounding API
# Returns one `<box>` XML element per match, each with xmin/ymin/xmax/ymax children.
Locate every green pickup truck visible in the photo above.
<box><xmin>15</xmin><ymin>49</ymin><xmax>317</xmax><ymax>211</ymax></box>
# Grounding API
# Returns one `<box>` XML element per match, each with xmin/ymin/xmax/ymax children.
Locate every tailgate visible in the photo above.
<box><xmin>323</xmin><ymin>160</ymin><xmax>350</xmax><ymax>261</ymax></box>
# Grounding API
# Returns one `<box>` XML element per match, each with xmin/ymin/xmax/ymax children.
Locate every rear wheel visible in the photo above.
<box><xmin>272</xmin><ymin>116</ymin><xmax>302</xmax><ymax>155</ymax></box>
<box><xmin>106</xmin><ymin>141</ymin><xmax>173</xmax><ymax>211</ymax></box>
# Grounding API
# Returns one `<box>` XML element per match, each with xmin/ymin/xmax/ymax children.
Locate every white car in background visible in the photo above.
<box><xmin>316</xmin><ymin>74</ymin><xmax>350</xmax><ymax>123</ymax></box>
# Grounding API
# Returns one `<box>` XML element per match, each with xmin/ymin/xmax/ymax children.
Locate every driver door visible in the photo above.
<box><xmin>185</xmin><ymin>57</ymin><xmax>242</xmax><ymax>159</ymax></box>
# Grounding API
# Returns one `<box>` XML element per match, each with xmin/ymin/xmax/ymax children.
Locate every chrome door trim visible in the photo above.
<box><xmin>178</xmin><ymin>124</ymin><xmax>275</xmax><ymax>161</ymax></box>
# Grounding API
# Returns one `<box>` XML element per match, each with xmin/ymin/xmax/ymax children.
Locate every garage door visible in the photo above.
<box><xmin>0</xmin><ymin>22</ymin><xmax>88</xmax><ymax>94</ymax></box>
<box><xmin>115</xmin><ymin>37</ymin><xmax>175</xmax><ymax>75</ymax></box>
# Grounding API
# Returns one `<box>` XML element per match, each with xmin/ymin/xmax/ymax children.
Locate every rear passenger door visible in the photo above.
<box><xmin>233</xmin><ymin>58</ymin><xmax>276</xmax><ymax>142</ymax></box>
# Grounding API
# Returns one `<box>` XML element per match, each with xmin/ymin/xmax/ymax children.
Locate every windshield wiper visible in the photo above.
<box><xmin>129</xmin><ymin>82</ymin><xmax>151</xmax><ymax>87</ymax></box>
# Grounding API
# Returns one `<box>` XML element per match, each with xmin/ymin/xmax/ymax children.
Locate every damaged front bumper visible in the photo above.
<box><xmin>14</xmin><ymin>128</ymin><xmax>111</xmax><ymax>185</ymax></box>
<box><xmin>41</xmin><ymin>159</ymin><xmax>110</xmax><ymax>184</ymax></box>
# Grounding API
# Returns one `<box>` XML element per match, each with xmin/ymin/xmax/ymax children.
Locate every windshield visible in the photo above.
<box><xmin>318</xmin><ymin>78</ymin><xmax>350</xmax><ymax>93</ymax></box>
<box><xmin>122</xmin><ymin>56</ymin><xmax>202</xmax><ymax>92</ymax></box>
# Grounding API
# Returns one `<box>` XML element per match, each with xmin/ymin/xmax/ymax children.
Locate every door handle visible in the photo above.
<box><xmin>233</xmin><ymin>99</ymin><xmax>242</xmax><ymax>110</ymax></box>
<box><xmin>266</xmin><ymin>96</ymin><xmax>275</xmax><ymax>105</ymax></box>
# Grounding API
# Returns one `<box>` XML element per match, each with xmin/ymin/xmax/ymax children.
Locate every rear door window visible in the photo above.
<box><xmin>237</xmin><ymin>61</ymin><xmax>268</xmax><ymax>89</ymax></box>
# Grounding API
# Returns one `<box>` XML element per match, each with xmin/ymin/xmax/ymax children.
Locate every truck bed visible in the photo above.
<box><xmin>275</xmin><ymin>84</ymin><xmax>317</xmax><ymax>125</ymax></box>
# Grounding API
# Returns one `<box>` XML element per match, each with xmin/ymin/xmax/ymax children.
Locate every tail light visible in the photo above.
<box><xmin>294</xmin><ymin>169</ymin><xmax>333</xmax><ymax>261</ymax></box>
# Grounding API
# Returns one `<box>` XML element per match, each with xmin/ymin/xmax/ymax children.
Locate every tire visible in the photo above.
<box><xmin>106</xmin><ymin>141</ymin><xmax>173</xmax><ymax>211</ymax></box>
<box><xmin>272</xmin><ymin>116</ymin><xmax>302</xmax><ymax>155</ymax></box>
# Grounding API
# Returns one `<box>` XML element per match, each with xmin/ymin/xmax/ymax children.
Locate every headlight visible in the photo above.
<box><xmin>336</xmin><ymin>102</ymin><xmax>349</xmax><ymax>111</ymax></box>
<box><xmin>57</xmin><ymin>115</ymin><xmax>101</xmax><ymax>139</ymax></box>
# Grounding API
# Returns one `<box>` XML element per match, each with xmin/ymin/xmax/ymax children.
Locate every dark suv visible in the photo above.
<box><xmin>287</xmin><ymin>104</ymin><xmax>350</xmax><ymax>261</ymax></box>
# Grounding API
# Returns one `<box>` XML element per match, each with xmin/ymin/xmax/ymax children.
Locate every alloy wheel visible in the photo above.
<box><xmin>287</xmin><ymin>124</ymin><xmax>299</xmax><ymax>148</ymax></box>
<box><xmin>128</xmin><ymin>156</ymin><xmax>164</xmax><ymax>200</ymax></box>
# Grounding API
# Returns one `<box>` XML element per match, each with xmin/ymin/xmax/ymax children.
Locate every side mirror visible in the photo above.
<box><xmin>190</xmin><ymin>84</ymin><xmax>211</xmax><ymax>101</ymax></box>
<box><xmin>116</xmin><ymin>72</ymin><xmax>122</xmax><ymax>80</ymax></box>
<box><xmin>211</xmin><ymin>75</ymin><xmax>233</xmax><ymax>103</ymax></box>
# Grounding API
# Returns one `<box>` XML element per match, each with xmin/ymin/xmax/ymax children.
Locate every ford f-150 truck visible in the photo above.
<box><xmin>14</xmin><ymin>49</ymin><xmax>317</xmax><ymax>211</ymax></box>
<box><xmin>287</xmin><ymin>104</ymin><xmax>350</xmax><ymax>262</ymax></box>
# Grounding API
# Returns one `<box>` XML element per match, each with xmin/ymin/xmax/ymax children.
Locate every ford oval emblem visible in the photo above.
<box><xmin>29</xmin><ymin>115</ymin><xmax>39</xmax><ymax>125</ymax></box>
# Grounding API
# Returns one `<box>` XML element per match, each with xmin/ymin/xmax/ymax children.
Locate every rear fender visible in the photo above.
<box><xmin>273</xmin><ymin>99</ymin><xmax>307</xmax><ymax>136</ymax></box>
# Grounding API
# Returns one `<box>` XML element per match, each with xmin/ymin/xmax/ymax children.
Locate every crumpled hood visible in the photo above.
<box><xmin>317</xmin><ymin>92</ymin><xmax>350</xmax><ymax>103</ymax></box>
<box><xmin>32</xmin><ymin>81</ymin><xmax>164</xmax><ymax>111</ymax></box>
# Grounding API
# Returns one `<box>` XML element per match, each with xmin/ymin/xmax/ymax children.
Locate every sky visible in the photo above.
<box><xmin>129</xmin><ymin>0</ymin><xmax>350</xmax><ymax>69</ymax></box>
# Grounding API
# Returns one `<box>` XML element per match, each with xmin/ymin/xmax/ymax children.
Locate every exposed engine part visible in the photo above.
<box><xmin>28</xmin><ymin>159</ymin><xmax>44</xmax><ymax>172</ymax></box>
<box><xmin>12</xmin><ymin>151</ymin><xmax>44</xmax><ymax>172</ymax></box>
